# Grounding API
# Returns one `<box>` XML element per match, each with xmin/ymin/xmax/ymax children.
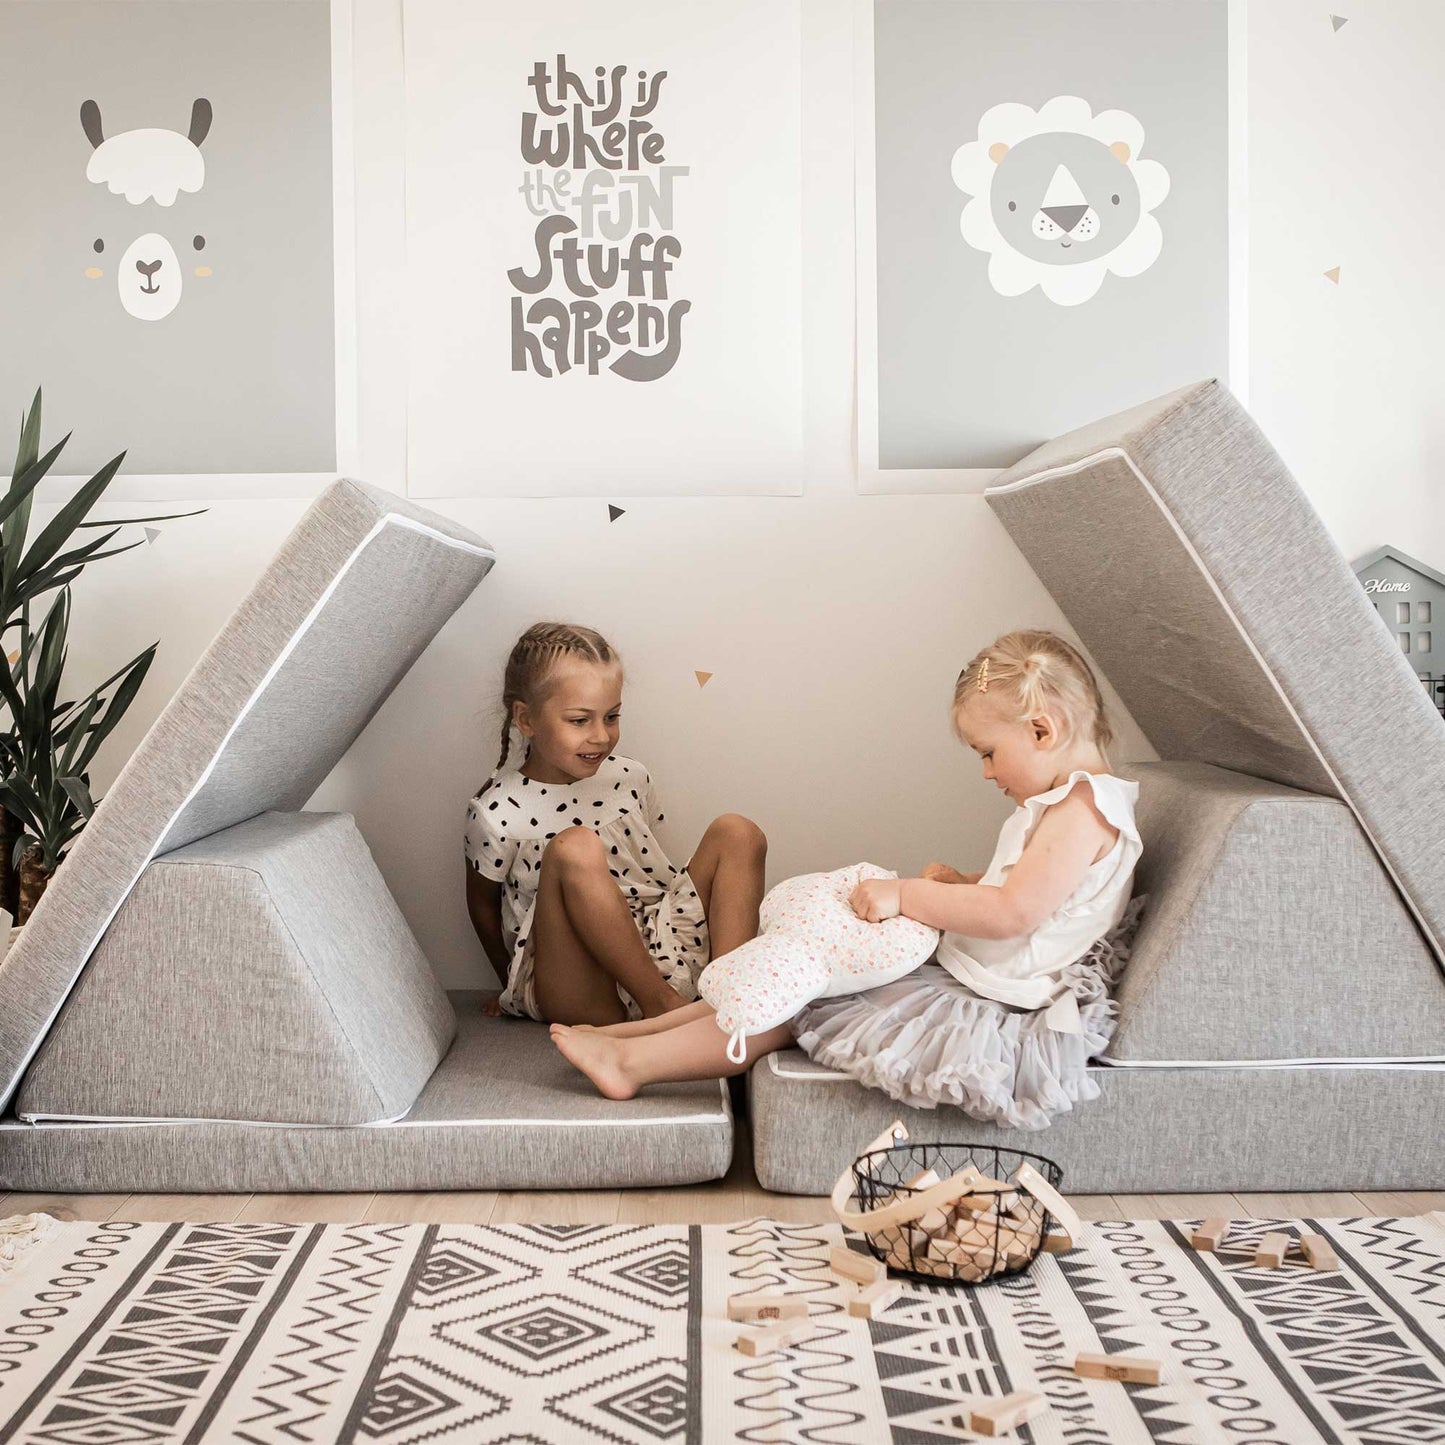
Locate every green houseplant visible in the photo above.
<box><xmin>0</xmin><ymin>389</ymin><xmax>197</xmax><ymax>921</ymax></box>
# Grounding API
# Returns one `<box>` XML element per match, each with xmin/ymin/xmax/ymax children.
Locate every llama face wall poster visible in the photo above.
<box><xmin>403</xmin><ymin>0</ymin><xmax>803</xmax><ymax>497</ymax></box>
<box><xmin>0</xmin><ymin>0</ymin><xmax>336</xmax><ymax>479</ymax></box>
<box><xmin>857</xmin><ymin>0</ymin><xmax>1236</xmax><ymax>491</ymax></box>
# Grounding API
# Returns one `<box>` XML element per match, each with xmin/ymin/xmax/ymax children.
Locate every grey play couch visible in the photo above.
<box><xmin>752</xmin><ymin>379</ymin><xmax>1445</xmax><ymax>1193</ymax></box>
<box><xmin>0</xmin><ymin>479</ymin><xmax>732</xmax><ymax>1191</ymax></box>
<box><xmin>2</xmin><ymin>385</ymin><xmax>1441</xmax><ymax>1197</ymax></box>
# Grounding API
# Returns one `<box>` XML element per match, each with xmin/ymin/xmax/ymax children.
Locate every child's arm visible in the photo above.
<box><xmin>854</xmin><ymin>791</ymin><xmax>1115</xmax><ymax>938</ymax></box>
<box><xmin>920</xmin><ymin>862</ymin><xmax>984</xmax><ymax>885</ymax></box>
<box><xmin>465</xmin><ymin>866</ymin><xmax>513</xmax><ymax>982</ymax></box>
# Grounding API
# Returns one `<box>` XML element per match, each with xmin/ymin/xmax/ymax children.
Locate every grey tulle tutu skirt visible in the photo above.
<box><xmin>792</xmin><ymin>896</ymin><xmax>1145</xmax><ymax>1131</ymax></box>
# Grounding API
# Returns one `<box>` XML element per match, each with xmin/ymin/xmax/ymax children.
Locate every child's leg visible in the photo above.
<box><xmin>554</xmin><ymin>1008</ymin><xmax>794</xmax><ymax>1100</ymax></box>
<box><xmin>686</xmin><ymin>814</ymin><xmax>767</xmax><ymax>957</ymax></box>
<box><xmin>550</xmin><ymin>999</ymin><xmax>712</xmax><ymax>1040</ymax></box>
<box><xmin>532</xmin><ymin>828</ymin><xmax>691</xmax><ymax>1025</ymax></box>
<box><xmin>566</xmin><ymin>816</ymin><xmax>766</xmax><ymax>1039</ymax></box>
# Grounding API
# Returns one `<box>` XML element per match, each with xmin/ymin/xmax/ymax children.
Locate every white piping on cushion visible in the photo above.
<box><xmin>2</xmin><ymin>510</ymin><xmax>497</xmax><ymax>1113</ymax></box>
<box><xmin>765</xmin><ymin>1051</ymin><xmax>1445</xmax><ymax>1080</ymax></box>
<box><xmin>986</xmin><ymin>448</ymin><xmax>1445</xmax><ymax>978</ymax></box>
<box><xmin>13</xmin><ymin>1078</ymin><xmax>733</xmax><ymax>1130</ymax></box>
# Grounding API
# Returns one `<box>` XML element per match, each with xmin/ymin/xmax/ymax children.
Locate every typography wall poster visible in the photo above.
<box><xmin>857</xmin><ymin>0</ymin><xmax>1239</xmax><ymax>493</ymax></box>
<box><xmin>0</xmin><ymin>0</ymin><xmax>337</xmax><ymax>483</ymax></box>
<box><xmin>403</xmin><ymin>0</ymin><xmax>804</xmax><ymax>497</ymax></box>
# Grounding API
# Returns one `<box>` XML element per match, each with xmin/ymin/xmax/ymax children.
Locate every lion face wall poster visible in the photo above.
<box><xmin>0</xmin><ymin>0</ymin><xmax>336</xmax><ymax>480</ymax></box>
<box><xmin>856</xmin><ymin>0</ymin><xmax>1234</xmax><ymax>490</ymax></box>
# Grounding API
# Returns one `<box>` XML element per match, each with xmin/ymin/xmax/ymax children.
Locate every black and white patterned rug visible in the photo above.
<box><xmin>1</xmin><ymin>1212</ymin><xmax>1442</xmax><ymax>1442</ymax></box>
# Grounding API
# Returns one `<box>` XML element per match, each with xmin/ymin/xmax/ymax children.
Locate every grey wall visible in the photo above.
<box><xmin>0</xmin><ymin>0</ymin><xmax>335</xmax><ymax>475</ymax></box>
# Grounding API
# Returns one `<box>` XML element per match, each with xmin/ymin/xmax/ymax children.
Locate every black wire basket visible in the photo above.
<box><xmin>848</xmin><ymin>1141</ymin><xmax>1065</xmax><ymax>1287</ymax></box>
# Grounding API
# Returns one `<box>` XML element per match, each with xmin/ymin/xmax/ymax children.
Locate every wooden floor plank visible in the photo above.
<box><xmin>237</xmin><ymin>1194</ymin><xmax>374</xmax><ymax>1224</ymax></box>
<box><xmin>1112</xmin><ymin>1193</ymin><xmax>1239</xmax><ymax>1222</ymax></box>
<box><xmin>1353</xmin><ymin>1191</ymin><xmax>1445</xmax><ymax>1217</ymax></box>
<box><xmin>1067</xmin><ymin>1195</ymin><xmax>1124</xmax><ymax>1222</ymax></box>
<box><xmin>364</xmin><ymin>1193</ymin><xmax>500</xmax><ymax>1225</ymax></box>
<box><xmin>3</xmin><ymin>1192</ymin><xmax>132</xmax><ymax>1222</ymax></box>
<box><xmin>114</xmin><ymin>1195</ymin><xmax>251</xmax><ymax>1223</ymax></box>
<box><xmin>490</xmin><ymin>1191</ymin><xmax>622</xmax><ymax>1225</ymax></box>
<box><xmin>1231</xmin><ymin>1192</ymin><xmax>1368</xmax><ymax>1220</ymax></box>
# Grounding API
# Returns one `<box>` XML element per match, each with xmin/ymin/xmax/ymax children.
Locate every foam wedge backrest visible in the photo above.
<box><xmin>16</xmin><ymin>813</ymin><xmax>457</xmax><ymax>1125</ymax></box>
<box><xmin>985</xmin><ymin>380</ymin><xmax>1445</xmax><ymax>972</ymax></box>
<box><xmin>0</xmin><ymin>480</ymin><xmax>495</xmax><ymax>1111</ymax></box>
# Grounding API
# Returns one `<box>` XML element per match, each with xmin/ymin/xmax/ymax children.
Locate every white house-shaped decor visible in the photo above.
<box><xmin>1354</xmin><ymin>544</ymin><xmax>1445</xmax><ymax>713</ymax></box>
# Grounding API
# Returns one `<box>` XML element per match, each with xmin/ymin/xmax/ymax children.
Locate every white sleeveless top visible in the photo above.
<box><xmin>935</xmin><ymin>771</ymin><xmax>1142</xmax><ymax>1014</ymax></box>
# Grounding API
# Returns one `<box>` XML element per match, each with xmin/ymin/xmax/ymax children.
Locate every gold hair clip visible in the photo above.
<box><xmin>977</xmin><ymin>657</ymin><xmax>990</xmax><ymax>693</ymax></box>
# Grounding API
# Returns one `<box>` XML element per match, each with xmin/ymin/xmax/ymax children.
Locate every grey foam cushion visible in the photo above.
<box><xmin>0</xmin><ymin>480</ymin><xmax>494</xmax><ymax>1110</ymax></box>
<box><xmin>0</xmin><ymin>996</ymin><xmax>733</xmax><ymax>1192</ymax></box>
<box><xmin>985</xmin><ymin>380</ymin><xmax>1445</xmax><ymax>970</ymax></box>
<box><xmin>1113</xmin><ymin>762</ymin><xmax>1445</xmax><ymax>1062</ymax></box>
<box><xmin>16</xmin><ymin>812</ymin><xmax>456</xmax><ymax>1126</ymax></box>
<box><xmin>749</xmin><ymin>1050</ymin><xmax>1445</xmax><ymax>1194</ymax></box>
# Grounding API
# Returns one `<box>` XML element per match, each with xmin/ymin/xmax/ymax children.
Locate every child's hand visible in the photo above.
<box><xmin>920</xmin><ymin>863</ymin><xmax>983</xmax><ymax>886</ymax></box>
<box><xmin>850</xmin><ymin>877</ymin><xmax>902</xmax><ymax>923</ymax></box>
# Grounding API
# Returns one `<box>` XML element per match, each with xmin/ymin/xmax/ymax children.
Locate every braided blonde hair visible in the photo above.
<box><xmin>954</xmin><ymin>629</ymin><xmax>1113</xmax><ymax>751</ymax></box>
<box><xmin>495</xmin><ymin>622</ymin><xmax>620</xmax><ymax>771</ymax></box>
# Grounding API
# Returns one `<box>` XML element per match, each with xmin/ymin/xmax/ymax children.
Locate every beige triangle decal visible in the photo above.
<box><xmin>1324</xmin><ymin>266</ymin><xmax>1341</xmax><ymax>284</ymax></box>
<box><xmin>694</xmin><ymin>670</ymin><xmax>713</xmax><ymax>688</ymax></box>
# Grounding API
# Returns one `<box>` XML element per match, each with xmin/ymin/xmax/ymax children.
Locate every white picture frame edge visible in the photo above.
<box><xmin>853</xmin><ymin>0</ymin><xmax>1250</xmax><ymax>497</ymax></box>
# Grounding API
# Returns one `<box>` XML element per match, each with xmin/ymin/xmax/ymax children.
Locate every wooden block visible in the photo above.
<box><xmin>928</xmin><ymin>1235</ymin><xmax>999</xmax><ymax>1282</ymax></box>
<box><xmin>1253</xmin><ymin>1231</ymin><xmax>1291</xmax><ymax>1268</ymax></box>
<box><xmin>1191</xmin><ymin>1218</ymin><xmax>1231</xmax><ymax>1252</ymax></box>
<box><xmin>1299</xmin><ymin>1233</ymin><xmax>1339</xmax><ymax>1272</ymax></box>
<box><xmin>727</xmin><ymin>1292</ymin><xmax>809</xmax><ymax>1323</ymax></box>
<box><xmin>735</xmin><ymin>1319</ymin><xmax>813</xmax><ymax>1356</ymax></box>
<box><xmin>905</xmin><ymin>1167</ymin><xmax>941</xmax><ymax>1192</ymax></box>
<box><xmin>957</xmin><ymin>1390</ymin><xmax>1047</xmax><ymax>1436</ymax></box>
<box><xmin>1073</xmin><ymin>1351</ymin><xmax>1163</xmax><ymax>1385</ymax></box>
<box><xmin>917</xmin><ymin>1205</ymin><xmax>951</xmax><ymax>1237</ymax></box>
<box><xmin>830</xmin><ymin>1244</ymin><xmax>887</xmax><ymax>1285</ymax></box>
<box><xmin>1041</xmin><ymin>1230</ymin><xmax>1073</xmax><ymax>1254</ymax></box>
<box><xmin>847</xmin><ymin>1279</ymin><xmax>902</xmax><ymax>1319</ymax></box>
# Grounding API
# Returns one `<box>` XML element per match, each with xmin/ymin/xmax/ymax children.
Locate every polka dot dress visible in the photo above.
<box><xmin>464</xmin><ymin>754</ymin><xmax>709</xmax><ymax>1021</ymax></box>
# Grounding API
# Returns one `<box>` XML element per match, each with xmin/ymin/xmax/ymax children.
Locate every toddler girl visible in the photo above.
<box><xmin>553</xmin><ymin>628</ymin><xmax>1141</xmax><ymax>1099</ymax></box>
<box><xmin>465</xmin><ymin>622</ymin><xmax>768</xmax><ymax>1025</ymax></box>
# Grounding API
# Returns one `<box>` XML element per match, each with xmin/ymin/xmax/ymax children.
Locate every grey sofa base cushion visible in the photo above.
<box><xmin>16</xmin><ymin>813</ymin><xmax>456</xmax><ymax>1126</ymax></box>
<box><xmin>0</xmin><ymin>997</ymin><xmax>732</xmax><ymax>1192</ymax></box>
<box><xmin>1112</xmin><ymin>762</ymin><xmax>1445</xmax><ymax>1062</ymax></box>
<box><xmin>750</xmin><ymin>1051</ymin><xmax>1445</xmax><ymax>1195</ymax></box>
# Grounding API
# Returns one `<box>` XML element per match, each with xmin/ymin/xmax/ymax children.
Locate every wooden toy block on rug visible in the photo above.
<box><xmin>954</xmin><ymin>1390</ymin><xmax>1048</xmax><ymax>1437</ymax></box>
<box><xmin>1299</xmin><ymin>1233</ymin><xmax>1340</xmax><ymax>1272</ymax></box>
<box><xmin>1192</xmin><ymin>1218</ymin><xmax>1231</xmax><ymax>1252</ymax></box>
<box><xmin>726</xmin><ymin>1293</ymin><xmax>809</xmax><ymax>1323</ymax></box>
<box><xmin>830</xmin><ymin>1244</ymin><xmax>887</xmax><ymax>1285</ymax></box>
<box><xmin>1073</xmin><ymin>1351</ymin><xmax>1163</xmax><ymax>1384</ymax></box>
<box><xmin>1254</xmin><ymin>1232</ymin><xmax>1292</xmax><ymax>1268</ymax></box>
<box><xmin>847</xmin><ymin>1279</ymin><xmax>902</xmax><ymax>1319</ymax></box>
<box><xmin>734</xmin><ymin>1318</ymin><xmax>814</xmax><ymax>1356</ymax></box>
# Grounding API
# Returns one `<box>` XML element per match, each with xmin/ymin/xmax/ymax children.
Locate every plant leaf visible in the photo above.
<box><xmin>58</xmin><ymin>775</ymin><xmax>94</xmax><ymax>820</ymax></box>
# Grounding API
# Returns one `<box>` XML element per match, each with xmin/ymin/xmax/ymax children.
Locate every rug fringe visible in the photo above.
<box><xmin>0</xmin><ymin>1212</ymin><xmax>58</xmax><ymax>1271</ymax></box>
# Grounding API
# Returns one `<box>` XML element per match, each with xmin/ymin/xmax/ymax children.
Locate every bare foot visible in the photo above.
<box><xmin>553</xmin><ymin>1030</ymin><xmax>639</xmax><ymax>1100</ymax></box>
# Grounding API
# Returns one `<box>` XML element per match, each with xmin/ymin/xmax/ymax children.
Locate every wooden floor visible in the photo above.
<box><xmin>4</xmin><ymin>1128</ymin><xmax>1440</xmax><ymax>1228</ymax></box>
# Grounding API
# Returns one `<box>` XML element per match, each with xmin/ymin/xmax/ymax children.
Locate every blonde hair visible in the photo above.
<box><xmin>954</xmin><ymin>629</ymin><xmax>1113</xmax><ymax>751</ymax></box>
<box><xmin>495</xmin><ymin>622</ymin><xmax>619</xmax><ymax>771</ymax></box>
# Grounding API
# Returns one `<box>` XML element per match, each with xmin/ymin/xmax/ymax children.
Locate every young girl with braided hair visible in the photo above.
<box><xmin>465</xmin><ymin>622</ymin><xmax>768</xmax><ymax>1025</ymax></box>
<box><xmin>553</xmin><ymin>628</ymin><xmax>1141</xmax><ymax>1103</ymax></box>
